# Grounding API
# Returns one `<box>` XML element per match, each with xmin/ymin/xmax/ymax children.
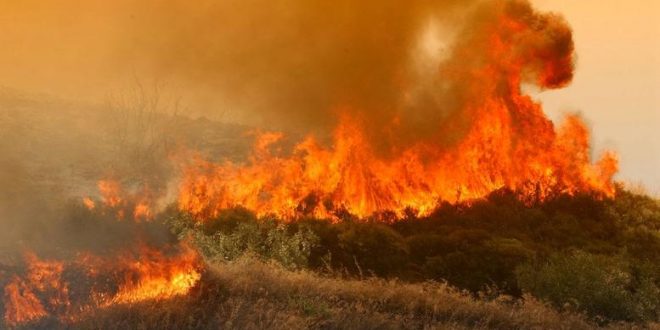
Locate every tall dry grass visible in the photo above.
<box><xmin>48</xmin><ymin>256</ymin><xmax>656</xmax><ymax>330</ymax></box>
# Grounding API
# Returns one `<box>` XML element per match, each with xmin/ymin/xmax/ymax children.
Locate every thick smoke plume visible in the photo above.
<box><xmin>0</xmin><ymin>0</ymin><xmax>605</xmax><ymax>244</ymax></box>
<box><xmin>174</xmin><ymin>1</ymin><xmax>618</xmax><ymax>220</ymax></box>
<box><xmin>0</xmin><ymin>0</ymin><xmax>572</xmax><ymax>146</ymax></box>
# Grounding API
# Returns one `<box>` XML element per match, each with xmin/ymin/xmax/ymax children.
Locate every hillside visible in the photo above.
<box><xmin>0</xmin><ymin>90</ymin><xmax>658</xmax><ymax>329</ymax></box>
<box><xmin>23</xmin><ymin>258</ymin><xmax>628</xmax><ymax>330</ymax></box>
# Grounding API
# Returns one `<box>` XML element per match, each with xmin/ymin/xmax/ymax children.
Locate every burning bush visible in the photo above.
<box><xmin>1</xmin><ymin>0</ymin><xmax>657</xmax><ymax>328</ymax></box>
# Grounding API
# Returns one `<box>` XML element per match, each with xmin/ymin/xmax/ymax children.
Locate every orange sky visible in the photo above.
<box><xmin>532</xmin><ymin>0</ymin><xmax>660</xmax><ymax>193</ymax></box>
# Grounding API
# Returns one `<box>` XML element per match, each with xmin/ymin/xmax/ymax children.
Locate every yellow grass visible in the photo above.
<box><xmin>63</xmin><ymin>256</ymin><xmax>657</xmax><ymax>330</ymax></box>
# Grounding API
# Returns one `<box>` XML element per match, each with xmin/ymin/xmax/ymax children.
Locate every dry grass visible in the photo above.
<box><xmin>24</xmin><ymin>256</ymin><xmax>651</xmax><ymax>330</ymax></box>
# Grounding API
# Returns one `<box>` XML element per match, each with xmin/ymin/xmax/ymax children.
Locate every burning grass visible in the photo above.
<box><xmin>25</xmin><ymin>256</ymin><xmax>651</xmax><ymax>330</ymax></box>
<box><xmin>0</xmin><ymin>244</ymin><xmax>202</xmax><ymax>327</ymax></box>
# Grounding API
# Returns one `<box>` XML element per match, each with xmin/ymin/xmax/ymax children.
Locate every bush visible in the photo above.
<box><xmin>171</xmin><ymin>209</ymin><xmax>319</xmax><ymax>269</ymax></box>
<box><xmin>516</xmin><ymin>250</ymin><xmax>659</xmax><ymax>323</ymax></box>
<box><xmin>164</xmin><ymin>188</ymin><xmax>660</xmax><ymax>324</ymax></box>
<box><xmin>335</xmin><ymin>221</ymin><xmax>409</xmax><ymax>277</ymax></box>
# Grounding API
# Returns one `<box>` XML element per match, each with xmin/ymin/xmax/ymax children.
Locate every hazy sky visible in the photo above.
<box><xmin>532</xmin><ymin>0</ymin><xmax>660</xmax><ymax>193</ymax></box>
<box><xmin>0</xmin><ymin>0</ymin><xmax>658</xmax><ymax>192</ymax></box>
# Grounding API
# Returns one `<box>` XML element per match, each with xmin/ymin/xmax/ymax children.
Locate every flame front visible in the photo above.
<box><xmin>178</xmin><ymin>113</ymin><xmax>617</xmax><ymax>221</ymax></box>
<box><xmin>3</xmin><ymin>253</ymin><xmax>69</xmax><ymax>326</ymax></box>
<box><xmin>177</xmin><ymin>3</ymin><xmax>618</xmax><ymax>222</ymax></box>
<box><xmin>2</xmin><ymin>246</ymin><xmax>201</xmax><ymax>326</ymax></box>
<box><xmin>108</xmin><ymin>245</ymin><xmax>201</xmax><ymax>305</ymax></box>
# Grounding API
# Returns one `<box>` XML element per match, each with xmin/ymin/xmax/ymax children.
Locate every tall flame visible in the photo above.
<box><xmin>177</xmin><ymin>1</ymin><xmax>618</xmax><ymax>222</ymax></box>
<box><xmin>108</xmin><ymin>244</ymin><xmax>202</xmax><ymax>305</ymax></box>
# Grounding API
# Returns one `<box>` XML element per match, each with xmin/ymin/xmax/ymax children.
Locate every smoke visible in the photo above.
<box><xmin>0</xmin><ymin>1</ymin><xmax>574</xmax><ymax>145</ymax></box>
<box><xmin>0</xmin><ymin>0</ymin><xmax>578</xmax><ymax>152</ymax></box>
<box><xmin>0</xmin><ymin>89</ymin><xmax>175</xmax><ymax>256</ymax></box>
<box><xmin>114</xmin><ymin>0</ymin><xmax>473</xmax><ymax>128</ymax></box>
<box><xmin>0</xmin><ymin>0</ymin><xmax>578</xmax><ymax>252</ymax></box>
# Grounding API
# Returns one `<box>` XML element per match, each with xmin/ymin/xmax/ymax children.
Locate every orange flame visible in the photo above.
<box><xmin>109</xmin><ymin>244</ymin><xmax>201</xmax><ymax>305</ymax></box>
<box><xmin>92</xmin><ymin>179</ymin><xmax>154</xmax><ymax>222</ymax></box>
<box><xmin>82</xmin><ymin>197</ymin><xmax>95</xmax><ymax>210</ymax></box>
<box><xmin>132</xmin><ymin>200</ymin><xmax>153</xmax><ymax>221</ymax></box>
<box><xmin>178</xmin><ymin>112</ymin><xmax>617</xmax><ymax>222</ymax></box>
<box><xmin>98</xmin><ymin>180</ymin><xmax>122</xmax><ymax>208</ymax></box>
<box><xmin>3</xmin><ymin>276</ymin><xmax>48</xmax><ymax>327</ymax></box>
<box><xmin>2</xmin><ymin>246</ymin><xmax>201</xmax><ymax>326</ymax></box>
<box><xmin>3</xmin><ymin>253</ymin><xmax>70</xmax><ymax>326</ymax></box>
<box><xmin>177</xmin><ymin>5</ymin><xmax>618</xmax><ymax>222</ymax></box>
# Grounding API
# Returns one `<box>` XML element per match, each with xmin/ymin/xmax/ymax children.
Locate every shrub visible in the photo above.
<box><xmin>164</xmin><ymin>188</ymin><xmax>660</xmax><ymax>314</ymax></box>
<box><xmin>516</xmin><ymin>250</ymin><xmax>659</xmax><ymax>323</ymax></box>
<box><xmin>335</xmin><ymin>221</ymin><xmax>409</xmax><ymax>277</ymax></box>
<box><xmin>172</xmin><ymin>209</ymin><xmax>319</xmax><ymax>270</ymax></box>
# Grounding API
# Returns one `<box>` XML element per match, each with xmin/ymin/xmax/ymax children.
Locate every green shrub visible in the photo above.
<box><xmin>164</xmin><ymin>188</ymin><xmax>660</xmax><ymax>311</ymax></box>
<box><xmin>335</xmin><ymin>221</ymin><xmax>409</xmax><ymax>277</ymax></box>
<box><xmin>422</xmin><ymin>237</ymin><xmax>532</xmax><ymax>293</ymax></box>
<box><xmin>516</xmin><ymin>250</ymin><xmax>659</xmax><ymax>323</ymax></box>
<box><xmin>171</xmin><ymin>209</ymin><xmax>319</xmax><ymax>269</ymax></box>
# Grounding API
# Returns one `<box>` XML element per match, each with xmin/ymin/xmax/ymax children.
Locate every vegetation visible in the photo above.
<box><xmin>171</xmin><ymin>208</ymin><xmax>319</xmax><ymax>270</ymax></box>
<box><xmin>22</xmin><ymin>257</ymin><xmax>621</xmax><ymax>330</ymax></box>
<box><xmin>166</xmin><ymin>187</ymin><xmax>660</xmax><ymax>325</ymax></box>
<box><xmin>4</xmin><ymin>187</ymin><xmax>658</xmax><ymax>329</ymax></box>
<box><xmin>516</xmin><ymin>251</ymin><xmax>659</xmax><ymax>323</ymax></box>
<box><xmin>3</xmin><ymin>91</ymin><xmax>657</xmax><ymax>328</ymax></box>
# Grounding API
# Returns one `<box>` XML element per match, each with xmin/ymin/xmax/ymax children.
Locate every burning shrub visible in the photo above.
<box><xmin>174</xmin><ymin>0</ymin><xmax>619</xmax><ymax>223</ymax></box>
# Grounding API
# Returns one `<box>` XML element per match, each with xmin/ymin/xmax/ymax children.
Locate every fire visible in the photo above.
<box><xmin>2</xmin><ymin>178</ymin><xmax>202</xmax><ymax>327</ymax></box>
<box><xmin>90</xmin><ymin>179</ymin><xmax>154</xmax><ymax>221</ymax></box>
<box><xmin>109</xmin><ymin>245</ymin><xmax>202</xmax><ymax>305</ymax></box>
<box><xmin>177</xmin><ymin>2</ymin><xmax>618</xmax><ymax>222</ymax></box>
<box><xmin>2</xmin><ymin>245</ymin><xmax>202</xmax><ymax>327</ymax></box>
<box><xmin>3</xmin><ymin>253</ymin><xmax>70</xmax><ymax>326</ymax></box>
<box><xmin>82</xmin><ymin>197</ymin><xmax>95</xmax><ymax>210</ymax></box>
<box><xmin>3</xmin><ymin>277</ymin><xmax>47</xmax><ymax>326</ymax></box>
<box><xmin>179</xmin><ymin>113</ymin><xmax>617</xmax><ymax>221</ymax></box>
<box><xmin>132</xmin><ymin>200</ymin><xmax>153</xmax><ymax>221</ymax></box>
<box><xmin>98</xmin><ymin>179</ymin><xmax>122</xmax><ymax>208</ymax></box>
